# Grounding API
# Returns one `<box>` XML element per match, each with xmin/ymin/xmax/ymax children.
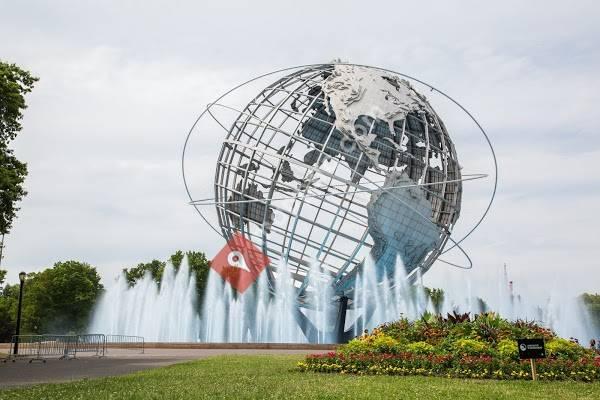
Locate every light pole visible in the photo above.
<box><xmin>13</xmin><ymin>271</ymin><xmax>26</xmax><ymax>355</ymax></box>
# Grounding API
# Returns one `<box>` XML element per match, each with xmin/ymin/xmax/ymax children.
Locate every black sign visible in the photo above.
<box><xmin>517</xmin><ymin>338</ymin><xmax>546</xmax><ymax>359</ymax></box>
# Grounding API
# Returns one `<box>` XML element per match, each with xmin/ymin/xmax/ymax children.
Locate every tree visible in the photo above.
<box><xmin>170</xmin><ymin>250</ymin><xmax>184</xmax><ymax>271</ymax></box>
<box><xmin>0</xmin><ymin>61</ymin><xmax>38</xmax><ymax>266</ymax></box>
<box><xmin>0</xmin><ymin>287</ymin><xmax>17</xmax><ymax>341</ymax></box>
<box><xmin>123</xmin><ymin>259</ymin><xmax>166</xmax><ymax>286</ymax></box>
<box><xmin>22</xmin><ymin>261</ymin><xmax>103</xmax><ymax>334</ymax></box>
<box><xmin>0</xmin><ymin>149</ymin><xmax>27</xmax><ymax>235</ymax></box>
<box><xmin>0</xmin><ymin>62</ymin><xmax>38</xmax><ymax>144</ymax></box>
<box><xmin>186</xmin><ymin>251</ymin><xmax>211</xmax><ymax>303</ymax></box>
<box><xmin>0</xmin><ymin>268</ymin><xmax>17</xmax><ymax>341</ymax></box>
<box><xmin>123</xmin><ymin>250</ymin><xmax>211</xmax><ymax>309</ymax></box>
<box><xmin>0</xmin><ymin>262</ymin><xmax>103</xmax><ymax>340</ymax></box>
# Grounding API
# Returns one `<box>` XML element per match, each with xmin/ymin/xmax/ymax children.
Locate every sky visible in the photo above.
<box><xmin>1</xmin><ymin>0</ymin><xmax>599</xmax><ymax>297</ymax></box>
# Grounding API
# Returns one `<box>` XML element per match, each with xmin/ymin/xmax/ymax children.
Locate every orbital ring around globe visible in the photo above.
<box><xmin>181</xmin><ymin>63</ymin><xmax>497</xmax><ymax>295</ymax></box>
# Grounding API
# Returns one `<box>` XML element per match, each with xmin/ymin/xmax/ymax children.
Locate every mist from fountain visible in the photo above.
<box><xmin>89</xmin><ymin>258</ymin><xmax>199</xmax><ymax>342</ymax></box>
<box><xmin>350</xmin><ymin>256</ymin><xmax>429</xmax><ymax>336</ymax></box>
<box><xmin>200</xmin><ymin>260</ymin><xmax>306</xmax><ymax>342</ymax></box>
<box><xmin>430</xmin><ymin>264</ymin><xmax>596</xmax><ymax>341</ymax></box>
<box><xmin>349</xmin><ymin>256</ymin><xmax>595</xmax><ymax>341</ymax></box>
<box><xmin>90</xmin><ymin>255</ymin><xmax>597</xmax><ymax>343</ymax></box>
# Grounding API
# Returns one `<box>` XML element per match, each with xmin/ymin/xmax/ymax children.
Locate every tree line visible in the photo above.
<box><xmin>122</xmin><ymin>250</ymin><xmax>211</xmax><ymax>298</ymax></box>
<box><xmin>0</xmin><ymin>250</ymin><xmax>211</xmax><ymax>342</ymax></box>
<box><xmin>0</xmin><ymin>261</ymin><xmax>102</xmax><ymax>340</ymax></box>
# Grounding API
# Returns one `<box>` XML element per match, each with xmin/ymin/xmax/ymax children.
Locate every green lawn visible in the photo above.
<box><xmin>2</xmin><ymin>355</ymin><xmax>600</xmax><ymax>400</ymax></box>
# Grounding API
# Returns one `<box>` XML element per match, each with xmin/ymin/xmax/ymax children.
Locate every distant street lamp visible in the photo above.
<box><xmin>13</xmin><ymin>271</ymin><xmax>26</xmax><ymax>355</ymax></box>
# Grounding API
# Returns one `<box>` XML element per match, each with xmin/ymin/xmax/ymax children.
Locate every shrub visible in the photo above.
<box><xmin>546</xmin><ymin>338</ymin><xmax>586</xmax><ymax>360</ymax></box>
<box><xmin>372</xmin><ymin>333</ymin><xmax>400</xmax><ymax>353</ymax></box>
<box><xmin>315</xmin><ymin>313</ymin><xmax>599</xmax><ymax>381</ymax></box>
<box><xmin>299</xmin><ymin>352</ymin><xmax>600</xmax><ymax>381</ymax></box>
<box><xmin>340</xmin><ymin>338</ymin><xmax>372</xmax><ymax>355</ymax></box>
<box><xmin>378</xmin><ymin>318</ymin><xmax>411</xmax><ymax>341</ymax></box>
<box><xmin>340</xmin><ymin>332</ymin><xmax>401</xmax><ymax>354</ymax></box>
<box><xmin>472</xmin><ymin>313</ymin><xmax>512</xmax><ymax>343</ymax></box>
<box><xmin>510</xmin><ymin>319</ymin><xmax>555</xmax><ymax>341</ymax></box>
<box><xmin>452</xmin><ymin>338</ymin><xmax>491</xmax><ymax>356</ymax></box>
<box><xmin>406</xmin><ymin>341</ymin><xmax>435</xmax><ymax>355</ymax></box>
<box><xmin>497</xmin><ymin>339</ymin><xmax>518</xmax><ymax>360</ymax></box>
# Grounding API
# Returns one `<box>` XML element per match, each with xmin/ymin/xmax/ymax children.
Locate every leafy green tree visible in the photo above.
<box><xmin>0</xmin><ymin>62</ymin><xmax>38</xmax><ymax>144</ymax></box>
<box><xmin>0</xmin><ymin>61</ymin><xmax>38</xmax><ymax>265</ymax></box>
<box><xmin>0</xmin><ymin>262</ymin><xmax>103</xmax><ymax>339</ymax></box>
<box><xmin>186</xmin><ymin>251</ymin><xmax>211</xmax><ymax>303</ymax></box>
<box><xmin>0</xmin><ymin>290</ymin><xmax>17</xmax><ymax>341</ymax></box>
<box><xmin>0</xmin><ymin>149</ymin><xmax>27</xmax><ymax>235</ymax></box>
<box><xmin>123</xmin><ymin>250</ymin><xmax>211</xmax><ymax>309</ymax></box>
<box><xmin>170</xmin><ymin>250</ymin><xmax>184</xmax><ymax>271</ymax></box>
<box><xmin>22</xmin><ymin>261</ymin><xmax>103</xmax><ymax>334</ymax></box>
<box><xmin>0</xmin><ymin>268</ymin><xmax>17</xmax><ymax>341</ymax></box>
<box><xmin>123</xmin><ymin>259</ymin><xmax>166</xmax><ymax>286</ymax></box>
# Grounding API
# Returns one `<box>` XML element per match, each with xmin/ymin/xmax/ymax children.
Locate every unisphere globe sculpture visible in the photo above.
<box><xmin>184</xmin><ymin>62</ymin><xmax>497</xmax><ymax>342</ymax></box>
<box><xmin>213</xmin><ymin>64</ymin><xmax>462</xmax><ymax>297</ymax></box>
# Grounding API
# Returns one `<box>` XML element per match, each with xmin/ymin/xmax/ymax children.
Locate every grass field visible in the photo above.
<box><xmin>1</xmin><ymin>355</ymin><xmax>600</xmax><ymax>399</ymax></box>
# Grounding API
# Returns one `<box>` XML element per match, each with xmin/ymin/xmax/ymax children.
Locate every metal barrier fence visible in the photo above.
<box><xmin>105</xmin><ymin>335</ymin><xmax>145</xmax><ymax>354</ymax></box>
<box><xmin>38</xmin><ymin>335</ymin><xmax>79</xmax><ymax>360</ymax></box>
<box><xmin>3</xmin><ymin>334</ymin><xmax>144</xmax><ymax>362</ymax></box>
<box><xmin>76</xmin><ymin>334</ymin><xmax>106</xmax><ymax>357</ymax></box>
<box><xmin>5</xmin><ymin>335</ymin><xmax>46</xmax><ymax>363</ymax></box>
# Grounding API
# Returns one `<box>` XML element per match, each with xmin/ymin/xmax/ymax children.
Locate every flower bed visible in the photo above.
<box><xmin>298</xmin><ymin>352</ymin><xmax>600</xmax><ymax>381</ymax></box>
<box><xmin>298</xmin><ymin>313</ymin><xmax>600</xmax><ymax>381</ymax></box>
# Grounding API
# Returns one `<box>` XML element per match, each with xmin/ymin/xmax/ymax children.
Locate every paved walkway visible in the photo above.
<box><xmin>0</xmin><ymin>348</ymin><xmax>326</xmax><ymax>388</ymax></box>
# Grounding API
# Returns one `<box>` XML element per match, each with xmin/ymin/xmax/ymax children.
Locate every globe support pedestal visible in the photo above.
<box><xmin>334</xmin><ymin>296</ymin><xmax>349</xmax><ymax>344</ymax></box>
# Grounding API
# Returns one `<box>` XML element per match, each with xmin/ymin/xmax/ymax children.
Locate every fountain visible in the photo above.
<box><xmin>428</xmin><ymin>265</ymin><xmax>596</xmax><ymax>342</ymax></box>
<box><xmin>89</xmin><ymin>256</ymin><xmax>597</xmax><ymax>343</ymax></box>
<box><xmin>89</xmin><ymin>258</ymin><xmax>199</xmax><ymax>342</ymax></box>
<box><xmin>200</xmin><ymin>262</ymin><xmax>305</xmax><ymax>343</ymax></box>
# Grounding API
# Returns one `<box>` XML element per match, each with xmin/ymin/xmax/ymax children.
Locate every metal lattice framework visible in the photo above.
<box><xmin>211</xmin><ymin>64</ymin><xmax>463</xmax><ymax>300</ymax></box>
